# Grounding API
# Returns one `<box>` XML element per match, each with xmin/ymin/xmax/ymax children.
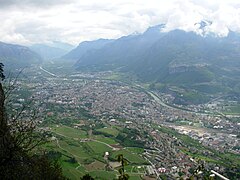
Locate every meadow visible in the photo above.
<box><xmin>45</xmin><ymin>124</ymin><xmax>148</xmax><ymax>179</ymax></box>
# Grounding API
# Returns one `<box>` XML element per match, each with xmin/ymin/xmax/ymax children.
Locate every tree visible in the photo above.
<box><xmin>0</xmin><ymin>63</ymin><xmax>5</xmax><ymax>81</ymax></box>
<box><xmin>116</xmin><ymin>154</ymin><xmax>129</xmax><ymax>180</ymax></box>
<box><xmin>0</xmin><ymin>62</ymin><xmax>13</xmax><ymax>166</ymax></box>
<box><xmin>0</xmin><ymin>64</ymin><xmax>65</xmax><ymax>179</ymax></box>
<box><xmin>80</xmin><ymin>174</ymin><xmax>95</xmax><ymax>180</ymax></box>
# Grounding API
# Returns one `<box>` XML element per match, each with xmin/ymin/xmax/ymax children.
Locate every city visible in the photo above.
<box><xmin>9</xmin><ymin>63</ymin><xmax>239</xmax><ymax>179</ymax></box>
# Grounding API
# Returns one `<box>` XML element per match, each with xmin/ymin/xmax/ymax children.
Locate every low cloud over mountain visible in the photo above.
<box><xmin>0</xmin><ymin>0</ymin><xmax>239</xmax><ymax>45</ymax></box>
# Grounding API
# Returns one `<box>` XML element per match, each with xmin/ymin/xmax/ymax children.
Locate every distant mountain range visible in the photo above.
<box><xmin>62</xmin><ymin>38</ymin><xmax>114</xmax><ymax>61</ymax></box>
<box><xmin>0</xmin><ymin>41</ymin><xmax>75</xmax><ymax>69</ymax></box>
<box><xmin>73</xmin><ymin>25</ymin><xmax>240</xmax><ymax>83</ymax></box>
<box><xmin>30</xmin><ymin>44</ymin><xmax>68</xmax><ymax>60</ymax></box>
<box><xmin>0</xmin><ymin>41</ymin><xmax>42</xmax><ymax>68</ymax></box>
<box><xmin>1</xmin><ymin>24</ymin><xmax>240</xmax><ymax>104</ymax></box>
<box><xmin>72</xmin><ymin>25</ymin><xmax>166</xmax><ymax>69</ymax></box>
<box><xmin>69</xmin><ymin>24</ymin><xmax>240</xmax><ymax>104</ymax></box>
<box><xmin>30</xmin><ymin>41</ymin><xmax>74</xmax><ymax>60</ymax></box>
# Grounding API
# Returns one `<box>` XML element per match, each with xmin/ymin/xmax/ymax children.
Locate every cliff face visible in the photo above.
<box><xmin>0</xmin><ymin>41</ymin><xmax>42</xmax><ymax>68</ymax></box>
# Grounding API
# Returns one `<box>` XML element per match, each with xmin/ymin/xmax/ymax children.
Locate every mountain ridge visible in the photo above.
<box><xmin>70</xmin><ymin>25</ymin><xmax>240</xmax><ymax>104</ymax></box>
<box><xmin>62</xmin><ymin>38</ymin><xmax>114</xmax><ymax>61</ymax></box>
<box><xmin>0</xmin><ymin>41</ymin><xmax>42</xmax><ymax>68</ymax></box>
<box><xmin>30</xmin><ymin>44</ymin><xmax>69</xmax><ymax>60</ymax></box>
<box><xmin>73</xmin><ymin>26</ymin><xmax>240</xmax><ymax>79</ymax></box>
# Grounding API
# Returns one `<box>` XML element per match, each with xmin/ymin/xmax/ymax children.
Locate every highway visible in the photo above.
<box><xmin>40</xmin><ymin>66</ymin><xmax>59</xmax><ymax>77</ymax></box>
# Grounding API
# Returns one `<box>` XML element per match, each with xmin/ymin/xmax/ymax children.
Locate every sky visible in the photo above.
<box><xmin>0</xmin><ymin>0</ymin><xmax>240</xmax><ymax>46</ymax></box>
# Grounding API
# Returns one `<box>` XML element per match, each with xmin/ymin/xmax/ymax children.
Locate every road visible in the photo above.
<box><xmin>40</xmin><ymin>66</ymin><xmax>59</xmax><ymax>77</ymax></box>
<box><xmin>143</xmin><ymin>156</ymin><xmax>160</xmax><ymax>179</ymax></box>
<box><xmin>37</xmin><ymin>66</ymin><xmax>220</xmax><ymax>117</ymax></box>
<box><xmin>92</xmin><ymin>139</ymin><xmax>118</xmax><ymax>150</ymax></box>
<box><xmin>133</xmin><ymin>83</ymin><xmax>210</xmax><ymax>115</ymax></box>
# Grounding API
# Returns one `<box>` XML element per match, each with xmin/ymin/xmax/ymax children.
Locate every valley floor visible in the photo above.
<box><xmin>8</xmin><ymin>61</ymin><xmax>239</xmax><ymax>179</ymax></box>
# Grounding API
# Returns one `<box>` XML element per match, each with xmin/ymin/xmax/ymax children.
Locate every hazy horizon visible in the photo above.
<box><xmin>0</xmin><ymin>0</ymin><xmax>240</xmax><ymax>46</ymax></box>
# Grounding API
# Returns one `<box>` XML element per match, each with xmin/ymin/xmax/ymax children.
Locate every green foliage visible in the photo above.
<box><xmin>95</xmin><ymin>127</ymin><xmax>119</xmax><ymax>137</ymax></box>
<box><xmin>192</xmin><ymin>84</ymin><xmax>228</xmax><ymax>94</ymax></box>
<box><xmin>0</xmin><ymin>154</ymin><xmax>66</xmax><ymax>179</ymax></box>
<box><xmin>80</xmin><ymin>174</ymin><xmax>95</xmax><ymax>180</ymax></box>
<box><xmin>0</xmin><ymin>78</ymin><xmax>65</xmax><ymax>179</ymax></box>
<box><xmin>111</xmin><ymin>149</ymin><xmax>147</xmax><ymax>165</ymax></box>
<box><xmin>116</xmin><ymin>154</ymin><xmax>129</xmax><ymax>180</ymax></box>
<box><xmin>149</xmin><ymin>82</ymin><xmax>166</xmax><ymax>91</ymax></box>
<box><xmin>115</xmin><ymin>128</ymin><xmax>145</xmax><ymax>148</ymax></box>
<box><xmin>173</xmin><ymin>90</ymin><xmax>210</xmax><ymax>105</ymax></box>
<box><xmin>164</xmin><ymin>68</ymin><xmax>214</xmax><ymax>85</ymax></box>
<box><xmin>47</xmin><ymin>150</ymin><xmax>62</xmax><ymax>160</ymax></box>
<box><xmin>52</xmin><ymin>125</ymin><xmax>88</xmax><ymax>139</ymax></box>
<box><xmin>0</xmin><ymin>63</ymin><xmax>5</xmax><ymax>81</ymax></box>
<box><xmin>224</xmin><ymin>105</ymin><xmax>240</xmax><ymax>114</ymax></box>
<box><xmin>83</xmin><ymin>158</ymin><xmax>95</xmax><ymax>165</ymax></box>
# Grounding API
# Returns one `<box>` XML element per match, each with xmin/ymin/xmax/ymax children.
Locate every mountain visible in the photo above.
<box><xmin>0</xmin><ymin>41</ymin><xmax>42</xmax><ymax>68</ymax></box>
<box><xmin>50</xmin><ymin>41</ymin><xmax>74</xmax><ymax>51</ymax></box>
<box><xmin>30</xmin><ymin>41</ymin><xmax>74</xmax><ymax>60</ymax></box>
<box><xmin>74</xmin><ymin>25</ymin><xmax>240</xmax><ymax>104</ymax></box>
<box><xmin>62</xmin><ymin>38</ymin><xmax>114</xmax><ymax>61</ymax></box>
<box><xmin>74</xmin><ymin>26</ymin><xmax>240</xmax><ymax>82</ymax></box>
<box><xmin>30</xmin><ymin>44</ymin><xmax>69</xmax><ymax>60</ymax></box>
<box><xmin>75</xmin><ymin>25</ymin><xmax>166</xmax><ymax>70</ymax></box>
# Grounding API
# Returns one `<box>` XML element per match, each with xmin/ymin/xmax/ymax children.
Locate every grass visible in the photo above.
<box><xmin>192</xmin><ymin>83</ymin><xmax>228</xmax><ymax>94</ymax></box>
<box><xmin>129</xmin><ymin>175</ymin><xmax>143</xmax><ymax>180</ymax></box>
<box><xmin>124</xmin><ymin>165</ymin><xmax>145</xmax><ymax>180</ymax></box>
<box><xmin>224</xmin><ymin>105</ymin><xmax>240</xmax><ymax>115</ymax></box>
<box><xmin>58</xmin><ymin>154</ymin><xmax>86</xmax><ymax>179</ymax></box>
<box><xmin>86</xmin><ymin>141</ymin><xmax>112</xmax><ymax>155</ymax></box>
<box><xmin>96</xmin><ymin>127</ymin><xmax>119</xmax><ymax>137</ymax></box>
<box><xmin>94</xmin><ymin>136</ymin><xmax>118</xmax><ymax>144</ymax></box>
<box><xmin>58</xmin><ymin>140</ymin><xmax>90</xmax><ymax>158</ymax></box>
<box><xmin>85</xmin><ymin>160</ymin><xmax>105</xmax><ymax>171</ymax></box>
<box><xmin>43</xmin><ymin>124</ymin><xmax>147</xmax><ymax>179</ymax></box>
<box><xmin>57</xmin><ymin>152</ymin><xmax>87</xmax><ymax>178</ymax></box>
<box><xmin>89</xmin><ymin>170</ymin><xmax>117</xmax><ymax>180</ymax></box>
<box><xmin>62</xmin><ymin>164</ymin><xmax>84</xmax><ymax>179</ymax></box>
<box><xmin>52</xmin><ymin>125</ymin><xmax>88</xmax><ymax>139</ymax></box>
<box><xmin>104</xmin><ymin>73</ymin><xmax>122</xmax><ymax>80</ymax></box>
<box><xmin>111</xmin><ymin>149</ymin><xmax>147</xmax><ymax>165</ymax></box>
<box><xmin>126</xmin><ymin>147</ymin><xmax>145</xmax><ymax>154</ymax></box>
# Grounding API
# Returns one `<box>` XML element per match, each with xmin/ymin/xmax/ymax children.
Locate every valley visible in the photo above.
<box><xmin>8</xmin><ymin>61</ymin><xmax>239</xmax><ymax>179</ymax></box>
<box><xmin>1</xmin><ymin>1</ymin><xmax>240</xmax><ymax>179</ymax></box>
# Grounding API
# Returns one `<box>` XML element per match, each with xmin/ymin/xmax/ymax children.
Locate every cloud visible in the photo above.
<box><xmin>0</xmin><ymin>0</ymin><xmax>239</xmax><ymax>45</ymax></box>
<box><xmin>0</xmin><ymin>0</ymin><xmax>74</xmax><ymax>9</ymax></box>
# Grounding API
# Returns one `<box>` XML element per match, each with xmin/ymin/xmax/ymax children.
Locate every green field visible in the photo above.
<box><xmin>104</xmin><ymin>73</ymin><xmax>122</xmax><ymax>81</ymax></box>
<box><xmin>45</xmin><ymin>124</ymin><xmax>146</xmax><ymax>179</ymax></box>
<box><xmin>89</xmin><ymin>170</ymin><xmax>117</xmax><ymax>180</ymax></box>
<box><xmin>111</xmin><ymin>149</ymin><xmax>148</xmax><ymax>165</ymax></box>
<box><xmin>96</xmin><ymin>127</ymin><xmax>120</xmax><ymax>137</ymax></box>
<box><xmin>58</xmin><ymin>140</ymin><xmax>91</xmax><ymax>159</ymax></box>
<box><xmin>224</xmin><ymin>105</ymin><xmax>240</xmax><ymax>115</ymax></box>
<box><xmin>52</xmin><ymin>125</ymin><xmax>88</xmax><ymax>139</ymax></box>
<box><xmin>86</xmin><ymin>141</ymin><xmax>112</xmax><ymax>155</ymax></box>
<box><xmin>126</xmin><ymin>147</ymin><xmax>145</xmax><ymax>154</ymax></box>
<box><xmin>94</xmin><ymin>136</ymin><xmax>118</xmax><ymax>145</ymax></box>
